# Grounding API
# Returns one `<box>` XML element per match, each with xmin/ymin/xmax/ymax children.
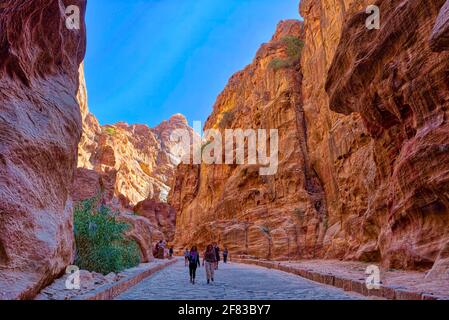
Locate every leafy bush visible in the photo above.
<box><xmin>282</xmin><ymin>36</ymin><xmax>304</xmax><ymax>59</ymax></box>
<box><xmin>268</xmin><ymin>58</ymin><xmax>292</xmax><ymax>71</ymax></box>
<box><xmin>104</xmin><ymin>127</ymin><xmax>116</xmax><ymax>136</ymax></box>
<box><xmin>74</xmin><ymin>198</ymin><xmax>141</xmax><ymax>274</ymax></box>
<box><xmin>269</xmin><ymin>36</ymin><xmax>304</xmax><ymax>71</ymax></box>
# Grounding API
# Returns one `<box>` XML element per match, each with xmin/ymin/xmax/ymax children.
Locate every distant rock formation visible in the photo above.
<box><xmin>75</xmin><ymin>66</ymin><xmax>190</xmax><ymax>243</ymax></box>
<box><xmin>2</xmin><ymin>0</ymin><xmax>449</xmax><ymax>301</ymax></box>
<box><xmin>77</xmin><ymin>84</ymin><xmax>192</xmax><ymax>206</ymax></box>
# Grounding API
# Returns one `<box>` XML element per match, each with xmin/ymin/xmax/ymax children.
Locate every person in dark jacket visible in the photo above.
<box><xmin>223</xmin><ymin>247</ymin><xmax>229</xmax><ymax>263</ymax></box>
<box><xmin>188</xmin><ymin>246</ymin><xmax>201</xmax><ymax>284</ymax></box>
<box><xmin>213</xmin><ymin>243</ymin><xmax>220</xmax><ymax>270</ymax></box>
<box><xmin>153</xmin><ymin>242</ymin><xmax>159</xmax><ymax>258</ymax></box>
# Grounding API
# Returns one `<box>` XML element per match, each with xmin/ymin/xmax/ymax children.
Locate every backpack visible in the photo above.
<box><xmin>189</xmin><ymin>252</ymin><xmax>198</xmax><ymax>264</ymax></box>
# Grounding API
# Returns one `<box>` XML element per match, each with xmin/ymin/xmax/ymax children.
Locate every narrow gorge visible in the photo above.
<box><xmin>1</xmin><ymin>0</ymin><xmax>449</xmax><ymax>300</ymax></box>
<box><xmin>171</xmin><ymin>0</ymin><xmax>449</xmax><ymax>280</ymax></box>
<box><xmin>169</xmin><ymin>20</ymin><xmax>329</xmax><ymax>259</ymax></box>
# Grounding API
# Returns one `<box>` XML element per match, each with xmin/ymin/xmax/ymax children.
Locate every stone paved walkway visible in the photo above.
<box><xmin>116</xmin><ymin>259</ymin><xmax>364</xmax><ymax>300</ymax></box>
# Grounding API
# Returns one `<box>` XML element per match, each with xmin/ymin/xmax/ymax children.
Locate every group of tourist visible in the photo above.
<box><xmin>153</xmin><ymin>240</ymin><xmax>174</xmax><ymax>259</ymax></box>
<box><xmin>184</xmin><ymin>243</ymin><xmax>229</xmax><ymax>285</ymax></box>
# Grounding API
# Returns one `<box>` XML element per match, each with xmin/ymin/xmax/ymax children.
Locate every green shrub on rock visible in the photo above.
<box><xmin>268</xmin><ymin>36</ymin><xmax>304</xmax><ymax>71</ymax></box>
<box><xmin>268</xmin><ymin>58</ymin><xmax>291</xmax><ymax>71</ymax></box>
<box><xmin>73</xmin><ymin>198</ymin><xmax>141</xmax><ymax>274</ymax></box>
<box><xmin>104</xmin><ymin>127</ymin><xmax>116</xmax><ymax>136</ymax></box>
<box><xmin>282</xmin><ymin>35</ymin><xmax>304</xmax><ymax>59</ymax></box>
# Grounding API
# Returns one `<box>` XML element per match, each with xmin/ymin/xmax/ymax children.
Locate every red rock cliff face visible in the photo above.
<box><xmin>133</xmin><ymin>199</ymin><xmax>176</xmax><ymax>242</ymax></box>
<box><xmin>170</xmin><ymin>20</ymin><xmax>328</xmax><ymax>258</ymax></box>
<box><xmin>171</xmin><ymin>1</ymin><xmax>449</xmax><ymax>278</ymax></box>
<box><xmin>300</xmin><ymin>0</ymin><xmax>449</xmax><ymax>274</ymax></box>
<box><xmin>0</xmin><ymin>0</ymin><xmax>86</xmax><ymax>299</ymax></box>
<box><xmin>77</xmin><ymin>110</ymin><xmax>193</xmax><ymax>206</ymax></box>
<box><xmin>75</xmin><ymin>69</ymin><xmax>187</xmax><ymax>241</ymax></box>
<box><xmin>299</xmin><ymin>0</ymin><xmax>383</xmax><ymax>263</ymax></box>
<box><xmin>431</xmin><ymin>0</ymin><xmax>449</xmax><ymax>52</ymax></box>
<box><xmin>324</xmin><ymin>0</ymin><xmax>449</xmax><ymax>271</ymax></box>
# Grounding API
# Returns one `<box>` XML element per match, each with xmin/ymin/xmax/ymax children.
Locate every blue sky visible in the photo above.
<box><xmin>84</xmin><ymin>0</ymin><xmax>301</xmax><ymax>128</ymax></box>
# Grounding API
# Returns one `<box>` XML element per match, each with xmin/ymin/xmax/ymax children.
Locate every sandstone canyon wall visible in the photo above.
<box><xmin>300</xmin><ymin>0</ymin><xmax>449</xmax><ymax>274</ymax></box>
<box><xmin>170</xmin><ymin>20</ymin><xmax>328</xmax><ymax>259</ymax></box>
<box><xmin>0</xmin><ymin>0</ymin><xmax>86</xmax><ymax>299</ymax></box>
<box><xmin>323</xmin><ymin>0</ymin><xmax>449</xmax><ymax>273</ymax></box>
<box><xmin>171</xmin><ymin>0</ymin><xmax>449</xmax><ymax>278</ymax></box>
<box><xmin>299</xmin><ymin>0</ymin><xmax>386</xmax><ymax>263</ymax></box>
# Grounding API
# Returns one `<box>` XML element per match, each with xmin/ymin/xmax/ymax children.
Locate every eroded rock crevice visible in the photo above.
<box><xmin>310</xmin><ymin>0</ymin><xmax>449</xmax><ymax>272</ymax></box>
<box><xmin>0</xmin><ymin>0</ymin><xmax>87</xmax><ymax>300</ymax></box>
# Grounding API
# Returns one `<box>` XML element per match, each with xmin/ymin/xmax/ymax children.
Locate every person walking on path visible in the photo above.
<box><xmin>188</xmin><ymin>246</ymin><xmax>201</xmax><ymax>284</ymax></box>
<box><xmin>213</xmin><ymin>243</ymin><xmax>220</xmax><ymax>270</ymax></box>
<box><xmin>184</xmin><ymin>248</ymin><xmax>190</xmax><ymax>267</ymax></box>
<box><xmin>169</xmin><ymin>246</ymin><xmax>174</xmax><ymax>259</ymax></box>
<box><xmin>161</xmin><ymin>240</ymin><xmax>167</xmax><ymax>258</ymax></box>
<box><xmin>203</xmin><ymin>244</ymin><xmax>217</xmax><ymax>284</ymax></box>
<box><xmin>223</xmin><ymin>247</ymin><xmax>229</xmax><ymax>263</ymax></box>
<box><xmin>153</xmin><ymin>242</ymin><xmax>160</xmax><ymax>258</ymax></box>
<box><xmin>156</xmin><ymin>240</ymin><xmax>164</xmax><ymax>259</ymax></box>
<box><xmin>158</xmin><ymin>246</ymin><xmax>164</xmax><ymax>259</ymax></box>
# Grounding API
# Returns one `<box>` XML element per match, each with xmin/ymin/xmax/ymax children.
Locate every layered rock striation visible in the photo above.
<box><xmin>171</xmin><ymin>1</ymin><xmax>449</xmax><ymax>279</ymax></box>
<box><xmin>298</xmin><ymin>0</ymin><xmax>449</xmax><ymax>274</ymax></box>
<box><xmin>0</xmin><ymin>0</ymin><xmax>86</xmax><ymax>299</ymax></box>
<box><xmin>323</xmin><ymin>0</ymin><xmax>449</xmax><ymax>271</ymax></box>
<box><xmin>170</xmin><ymin>20</ymin><xmax>328</xmax><ymax>258</ymax></box>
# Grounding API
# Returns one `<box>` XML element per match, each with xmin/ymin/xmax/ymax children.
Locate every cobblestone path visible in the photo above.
<box><xmin>116</xmin><ymin>259</ymin><xmax>364</xmax><ymax>300</ymax></box>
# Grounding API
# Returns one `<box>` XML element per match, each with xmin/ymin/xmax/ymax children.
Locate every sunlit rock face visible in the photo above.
<box><xmin>0</xmin><ymin>0</ymin><xmax>86</xmax><ymax>299</ymax></box>
<box><xmin>78</xmin><ymin>109</ymin><xmax>193</xmax><ymax>206</ymax></box>
<box><xmin>298</xmin><ymin>0</ymin><xmax>376</xmax><ymax>263</ymax></box>
<box><xmin>170</xmin><ymin>20</ymin><xmax>328</xmax><ymax>258</ymax></box>
<box><xmin>301</xmin><ymin>0</ymin><xmax>449</xmax><ymax>274</ymax></box>
<box><xmin>77</xmin><ymin>63</ymin><xmax>194</xmax><ymax>205</ymax></box>
<box><xmin>76</xmin><ymin>67</ymin><xmax>190</xmax><ymax>244</ymax></box>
